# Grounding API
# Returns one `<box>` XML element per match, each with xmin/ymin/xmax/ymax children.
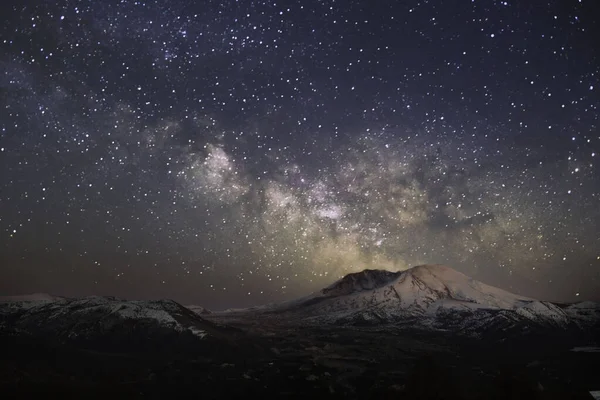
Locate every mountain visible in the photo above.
<box><xmin>186</xmin><ymin>304</ymin><xmax>212</xmax><ymax>315</ymax></box>
<box><xmin>0</xmin><ymin>295</ymin><xmax>256</xmax><ymax>357</ymax></box>
<box><xmin>0</xmin><ymin>293</ymin><xmax>65</xmax><ymax>314</ymax></box>
<box><xmin>2</xmin><ymin>266</ymin><xmax>598</xmax><ymax>345</ymax></box>
<box><xmin>320</xmin><ymin>264</ymin><xmax>533</xmax><ymax>310</ymax></box>
<box><xmin>260</xmin><ymin>264</ymin><xmax>600</xmax><ymax>336</ymax></box>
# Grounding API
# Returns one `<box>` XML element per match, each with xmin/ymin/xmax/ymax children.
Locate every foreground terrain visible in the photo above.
<box><xmin>1</xmin><ymin>265</ymin><xmax>599</xmax><ymax>399</ymax></box>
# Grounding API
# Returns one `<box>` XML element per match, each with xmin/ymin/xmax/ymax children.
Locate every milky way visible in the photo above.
<box><xmin>1</xmin><ymin>0</ymin><xmax>599</xmax><ymax>309</ymax></box>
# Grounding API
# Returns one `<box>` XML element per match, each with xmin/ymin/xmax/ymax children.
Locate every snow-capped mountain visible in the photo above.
<box><xmin>0</xmin><ymin>295</ymin><xmax>251</xmax><ymax>355</ymax></box>
<box><xmin>319</xmin><ymin>264</ymin><xmax>533</xmax><ymax>311</ymax></box>
<box><xmin>281</xmin><ymin>264</ymin><xmax>532</xmax><ymax>316</ymax></box>
<box><xmin>262</xmin><ymin>264</ymin><xmax>599</xmax><ymax>335</ymax></box>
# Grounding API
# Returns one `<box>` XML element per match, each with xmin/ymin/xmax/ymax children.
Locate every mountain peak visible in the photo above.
<box><xmin>322</xmin><ymin>269</ymin><xmax>401</xmax><ymax>296</ymax></box>
<box><xmin>322</xmin><ymin>265</ymin><xmax>467</xmax><ymax>298</ymax></box>
<box><xmin>186</xmin><ymin>305</ymin><xmax>212</xmax><ymax>315</ymax></box>
<box><xmin>295</xmin><ymin>263</ymin><xmax>538</xmax><ymax>319</ymax></box>
<box><xmin>393</xmin><ymin>264</ymin><xmax>534</xmax><ymax>309</ymax></box>
<box><xmin>267</xmin><ymin>263</ymin><xmax>597</xmax><ymax>334</ymax></box>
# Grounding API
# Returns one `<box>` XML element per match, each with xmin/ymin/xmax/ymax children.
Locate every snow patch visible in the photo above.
<box><xmin>188</xmin><ymin>327</ymin><xmax>208</xmax><ymax>339</ymax></box>
<box><xmin>426</xmin><ymin>299</ymin><xmax>499</xmax><ymax>316</ymax></box>
<box><xmin>571</xmin><ymin>347</ymin><xmax>600</xmax><ymax>353</ymax></box>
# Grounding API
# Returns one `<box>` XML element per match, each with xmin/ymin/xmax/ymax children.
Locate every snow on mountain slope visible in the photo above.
<box><xmin>391</xmin><ymin>264</ymin><xmax>532</xmax><ymax>310</ymax></box>
<box><xmin>264</xmin><ymin>264</ymin><xmax>595</xmax><ymax>334</ymax></box>
<box><xmin>321</xmin><ymin>269</ymin><xmax>401</xmax><ymax>296</ymax></box>
<box><xmin>0</xmin><ymin>296</ymin><xmax>263</xmax><ymax>358</ymax></box>
<box><xmin>0</xmin><ymin>293</ymin><xmax>66</xmax><ymax>315</ymax></box>
<box><xmin>0</xmin><ymin>296</ymin><xmax>225</xmax><ymax>348</ymax></box>
<box><xmin>186</xmin><ymin>305</ymin><xmax>212</xmax><ymax>315</ymax></box>
<box><xmin>514</xmin><ymin>301</ymin><xmax>570</xmax><ymax>326</ymax></box>
<box><xmin>425</xmin><ymin>299</ymin><xmax>500</xmax><ymax>316</ymax></box>
<box><xmin>293</xmin><ymin>265</ymin><xmax>531</xmax><ymax>317</ymax></box>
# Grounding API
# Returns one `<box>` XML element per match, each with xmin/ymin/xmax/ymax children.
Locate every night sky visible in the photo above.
<box><xmin>1</xmin><ymin>0</ymin><xmax>599</xmax><ymax>309</ymax></box>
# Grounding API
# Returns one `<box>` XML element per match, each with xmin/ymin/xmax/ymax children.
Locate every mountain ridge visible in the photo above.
<box><xmin>293</xmin><ymin>264</ymin><xmax>534</xmax><ymax>313</ymax></box>
<box><xmin>0</xmin><ymin>295</ymin><xmax>265</xmax><ymax>359</ymax></box>
<box><xmin>241</xmin><ymin>264</ymin><xmax>600</xmax><ymax>337</ymax></box>
<box><xmin>2</xmin><ymin>265</ymin><xmax>599</xmax><ymax>338</ymax></box>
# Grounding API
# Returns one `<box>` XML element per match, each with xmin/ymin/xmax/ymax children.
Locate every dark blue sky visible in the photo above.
<box><xmin>1</xmin><ymin>0</ymin><xmax>598</xmax><ymax>309</ymax></box>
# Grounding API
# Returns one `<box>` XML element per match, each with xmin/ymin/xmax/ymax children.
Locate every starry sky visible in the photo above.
<box><xmin>1</xmin><ymin>0</ymin><xmax>599</xmax><ymax>309</ymax></box>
